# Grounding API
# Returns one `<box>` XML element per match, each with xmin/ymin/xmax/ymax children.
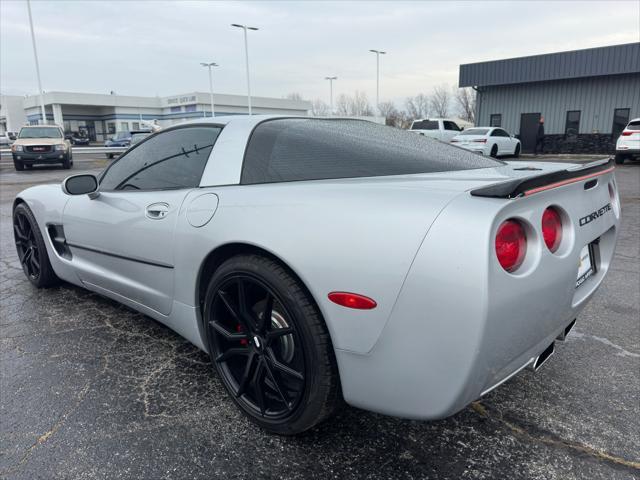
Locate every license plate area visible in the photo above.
<box><xmin>576</xmin><ymin>243</ymin><xmax>597</xmax><ymax>288</ymax></box>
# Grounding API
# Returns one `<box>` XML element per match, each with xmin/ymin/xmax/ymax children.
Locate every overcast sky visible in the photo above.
<box><xmin>1</xmin><ymin>0</ymin><xmax>639</xmax><ymax>106</ymax></box>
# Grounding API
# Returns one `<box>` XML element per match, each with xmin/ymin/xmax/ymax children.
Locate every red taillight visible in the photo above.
<box><xmin>495</xmin><ymin>220</ymin><xmax>526</xmax><ymax>272</ymax></box>
<box><xmin>621</xmin><ymin>131</ymin><xmax>633</xmax><ymax>136</ymax></box>
<box><xmin>541</xmin><ymin>207</ymin><xmax>563</xmax><ymax>252</ymax></box>
<box><xmin>328</xmin><ymin>292</ymin><xmax>377</xmax><ymax>310</ymax></box>
<box><xmin>473</xmin><ymin>138</ymin><xmax>487</xmax><ymax>143</ymax></box>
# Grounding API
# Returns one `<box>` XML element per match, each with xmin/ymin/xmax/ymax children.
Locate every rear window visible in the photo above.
<box><xmin>460</xmin><ymin>128</ymin><xmax>489</xmax><ymax>136</ymax></box>
<box><xmin>628</xmin><ymin>121</ymin><xmax>640</xmax><ymax>131</ymax></box>
<box><xmin>411</xmin><ymin>120</ymin><xmax>438</xmax><ymax>130</ymax></box>
<box><xmin>241</xmin><ymin>119</ymin><xmax>502</xmax><ymax>184</ymax></box>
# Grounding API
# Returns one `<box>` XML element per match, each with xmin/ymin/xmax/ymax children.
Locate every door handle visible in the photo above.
<box><xmin>145</xmin><ymin>202</ymin><xmax>170</xmax><ymax>220</ymax></box>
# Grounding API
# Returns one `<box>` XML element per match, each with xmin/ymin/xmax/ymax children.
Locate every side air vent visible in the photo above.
<box><xmin>47</xmin><ymin>224</ymin><xmax>72</xmax><ymax>260</ymax></box>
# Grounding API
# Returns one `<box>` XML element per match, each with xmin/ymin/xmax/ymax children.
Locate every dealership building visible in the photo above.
<box><xmin>0</xmin><ymin>91</ymin><xmax>311</xmax><ymax>141</ymax></box>
<box><xmin>459</xmin><ymin>42</ymin><xmax>640</xmax><ymax>154</ymax></box>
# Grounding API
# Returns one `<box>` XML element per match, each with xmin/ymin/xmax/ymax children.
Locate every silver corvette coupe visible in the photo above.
<box><xmin>13</xmin><ymin>116</ymin><xmax>619</xmax><ymax>434</ymax></box>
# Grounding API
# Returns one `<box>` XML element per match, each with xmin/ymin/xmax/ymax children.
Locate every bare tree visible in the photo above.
<box><xmin>335</xmin><ymin>94</ymin><xmax>350</xmax><ymax>115</ymax></box>
<box><xmin>353</xmin><ymin>91</ymin><xmax>373</xmax><ymax>116</ymax></box>
<box><xmin>455</xmin><ymin>87</ymin><xmax>476</xmax><ymax>123</ymax></box>
<box><xmin>404</xmin><ymin>93</ymin><xmax>429</xmax><ymax>120</ymax></box>
<box><xmin>286</xmin><ymin>92</ymin><xmax>303</xmax><ymax>101</ymax></box>
<box><xmin>311</xmin><ymin>98</ymin><xmax>329</xmax><ymax>116</ymax></box>
<box><xmin>377</xmin><ymin>101</ymin><xmax>398</xmax><ymax>125</ymax></box>
<box><xmin>430</xmin><ymin>85</ymin><xmax>450</xmax><ymax>118</ymax></box>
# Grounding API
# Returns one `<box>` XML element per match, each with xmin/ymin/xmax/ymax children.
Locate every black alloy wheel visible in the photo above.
<box><xmin>490</xmin><ymin>144</ymin><xmax>499</xmax><ymax>158</ymax></box>
<box><xmin>204</xmin><ymin>255</ymin><xmax>340</xmax><ymax>435</ymax></box>
<box><xmin>13</xmin><ymin>203</ymin><xmax>59</xmax><ymax>288</ymax></box>
<box><xmin>514</xmin><ymin>144</ymin><xmax>521</xmax><ymax>158</ymax></box>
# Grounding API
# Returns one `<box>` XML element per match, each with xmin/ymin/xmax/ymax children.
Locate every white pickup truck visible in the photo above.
<box><xmin>409</xmin><ymin>118</ymin><xmax>463</xmax><ymax>142</ymax></box>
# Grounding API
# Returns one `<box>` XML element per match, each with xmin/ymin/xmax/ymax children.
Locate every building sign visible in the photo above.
<box><xmin>167</xmin><ymin>95</ymin><xmax>197</xmax><ymax>105</ymax></box>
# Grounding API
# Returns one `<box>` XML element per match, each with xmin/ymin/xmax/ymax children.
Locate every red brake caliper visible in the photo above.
<box><xmin>237</xmin><ymin>325</ymin><xmax>248</xmax><ymax>346</ymax></box>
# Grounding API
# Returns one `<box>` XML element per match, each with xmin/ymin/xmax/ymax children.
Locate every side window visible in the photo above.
<box><xmin>100</xmin><ymin>126</ymin><xmax>222</xmax><ymax>191</ymax></box>
<box><xmin>489</xmin><ymin>114</ymin><xmax>502</xmax><ymax>127</ymax></box>
<box><xmin>443</xmin><ymin>121</ymin><xmax>461</xmax><ymax>131</ymax></box>
<box><xmin>565</xmin><ymin>111</ymin><xmax>581</xmax><ymax>135</ymax></box>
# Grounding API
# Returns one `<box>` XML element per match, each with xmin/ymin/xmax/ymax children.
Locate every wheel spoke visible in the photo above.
<box><xmin>266</xmin><ymin>327</ymin><xmax>294</xmax><ymax>340</ymax></box>
<box><xmin>252</xmin><ymin>359</ymin><xmax>267</xmax><ymax>415</ymax></box>
<box><xmin>215</xmin><ymin>347</ymin><xmax>249</xmax><ymax>363</ymax></box>
<box><xmin>13</xmin><ymin>224</ymin><xmax>28</xmax><ymax>242</ymax></box>
<box><xmin>266</xmin><ymin>349</ymin><xmax>304</xmax><ymax>381</ymax></box>
<box><xmin>236</xmin><ymin>351</ymin><xmax>256</xmax><ymax>397</ymax></box>
<box><xmin>263</xmin><ymin>360</ymin><xmax>292</xmax><ymax>411</ymax></box>
<box><xmin>29</xmin><ymin>254</ymin><xmax>39</xmax><ymax>274</ymax></box>
<box><xmin>208</xmin><ymin>320</ymin><xmax>248</xmax><ymax>341</ymax></box>
<box><xmin>236</xmin><ymin>279</ymin><xmax>248</xmax><ymax>316</ymax></box>
<box><xmin>258</xmin><ymin>294</ymin><xmax>274</xmax><ymax>332</ymax></box>
<box><xmin>218</xmin><ymin>289</ymin><xmax>241</xmax><ymax>321</ymax></box>
<box><xmin>20</xmin><ymin>248</ymin><xmax>32</xmax><ymax>266</ymax></box>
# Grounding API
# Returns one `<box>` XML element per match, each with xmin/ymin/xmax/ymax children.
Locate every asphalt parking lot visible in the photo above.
<box><xmin>0</xmin><ymin>153</ymin><xmax>638</xmax><ymax>480</ymax></box>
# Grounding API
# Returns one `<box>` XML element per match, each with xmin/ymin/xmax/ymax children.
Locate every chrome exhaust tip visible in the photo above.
<box><xmin>557</xmin><ymin>319</ymin><xmax>577</xmax><ymax>342</ymax></box>
<box><xmin>529</xmin><ymin>342</ymin><xmax>555</xmax><ymax>371</ymax></box>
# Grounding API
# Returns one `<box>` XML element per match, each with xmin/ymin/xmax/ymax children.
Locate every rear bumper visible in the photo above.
<box><xmin>336</xmin><ymin>171</ymin><xmax>619</xmax><ymax>420</ymax></box>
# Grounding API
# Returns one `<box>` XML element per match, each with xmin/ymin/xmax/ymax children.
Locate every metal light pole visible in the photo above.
<box><xmin>26</xmin><ymin>0</ymin><xmax>47</xmax><ymax>125</ymax></box>
<box><xmin>231</xmin><ymin>23</ymin><xmax>259</xmax><ymax>115</ymax></box>
<box><xmin>369</xmin><ymin>49</ymin><xmax>386</xmax><ymax>112</ymax></box>
<box><xmin>325</xmin><ymin>76</ymin><xmax>337</xmax><ymax>114</ymax></box>
<box><xmin>200</xmin><ymin>62</ymin><xmax>219</xmax><ymax>117</ymax></box>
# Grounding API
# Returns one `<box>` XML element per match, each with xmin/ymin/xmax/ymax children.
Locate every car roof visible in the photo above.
<box><xmin>629</xmin><ymin>118</ymin><xmax>640</xmax><ymax>123</ymax></box>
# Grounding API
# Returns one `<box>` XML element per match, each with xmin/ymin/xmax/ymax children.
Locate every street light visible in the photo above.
<box><xmin>324</xmin><ymin>76</ymin><xmax>337</xmax><ymax>115</ymax></box>
<box><xmin>369</xmin><ymin>49</ymin><xmax>386</xmax><ymax>112</ymax></box>
<box><xmin>231</xmin><ymin>23</ymin><xmax>259</xmax><ymax>115</ymax></box>
<box><xmin>200</xmin><ymin>62</ymin><xmax>219</xmax><ymax>117</ymax></box>
<box><xmin>26</xmin><ymin>0</ymin><xmax>47</xmax><ymax>125</ymax></box>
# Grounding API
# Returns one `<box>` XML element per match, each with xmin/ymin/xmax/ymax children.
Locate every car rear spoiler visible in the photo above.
<box><xmin>470</xmin><ymin>158</ymin><xmax>615</xmax><ymax>199</ymax></box>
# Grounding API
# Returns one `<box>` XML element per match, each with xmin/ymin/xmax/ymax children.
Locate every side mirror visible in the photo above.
<box><xmin>62</xmin><ymin>174</ymin><xmax>99</xmax><ymax>198</ymax></box>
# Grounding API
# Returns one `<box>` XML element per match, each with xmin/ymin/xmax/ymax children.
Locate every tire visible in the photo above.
<box><xmin>514</xmin><ymin>144</ymin><xmax>521</xmax><ymax>158</ymax></box>
<box><xmin>14</xmin><ymin>160</ymin><xmax>24</xmax><ymax>171</ymax></box>
<box><xmin>13</xmin><ymin>203</ymin><xmax>60</xmax><ymax>288</ymax></box>
<box><xmin>25</xmin><ymin>164</ymin><xmax>33</xmax><ymax>170</ymax></box>
<box><xmin>490</xmin><ymin>144</ymin><xmax>499</xmax><ymax>158</ymax></box>
<box><xmin>62</xmin><ymin>153</ymin><xmax>72</xmax><ymax>169</ymax></box>
<box><xmin>615</xmin><ymin>153</ymin><xmax>626</xmax><ymax>165</ymax></box>
<box><xmin>203</xmin><ymin>254</ymin><xmax>340</xmax><ymax>435</ymax></box>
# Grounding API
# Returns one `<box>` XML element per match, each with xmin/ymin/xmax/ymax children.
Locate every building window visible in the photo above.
<box><xmin>185</xmin><ymin>104</ymin><xmax>197</xmax><ymax>113</ymax></box>
<box><xmin>489</xmin><ymin>114</ymin><xmax>502</xmax><ymax>127</ymax></box>
<box><xmin>170</xmin><ymin>106</ymin><xmax>182</xmax><ymax>113</ymax></box>
<box><xmin>132</xmin><ymin>122</ymin><xmax>140</xmax><ymax>130</ymax></box>
<box><xmin>565</xmin><ymin>111</ymin><xmax>580</xmax><ymax>135</ymax></box>
<box><xmin>612</xmin><ymin>108</ymin><xmax>630</xmax><ymax>139</ymax></box>
<box><xmin>107</xmin><ymin>122</ymin><xmax>116</xmax><ymax>134</ymax></box>
<box><xmin>120</xmin><ymin>122</ymin><xmax>128</xmax><ymax>131</ymax></box>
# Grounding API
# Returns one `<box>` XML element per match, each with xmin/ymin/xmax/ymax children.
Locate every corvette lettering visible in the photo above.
<box><xmin>579</xmin><ymin>203</ymin><xmax>612</xmax><ymax>226</ymax></box>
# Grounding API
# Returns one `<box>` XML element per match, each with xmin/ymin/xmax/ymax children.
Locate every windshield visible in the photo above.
<box><xmin>19</xmin><ymin>127</ymin><xmax>62</xmax><ymax>139</ymax></box>
<box><xmin>460</xmin><ymin>128</ymin><xmax>489</xmax><ymax>136</ymax></box>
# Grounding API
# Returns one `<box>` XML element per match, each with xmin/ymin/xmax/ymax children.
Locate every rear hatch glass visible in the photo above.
<box><xmin>241</xmin><ymin>118</ymin><xmax>503</xmax><ymax>184</ymax></box>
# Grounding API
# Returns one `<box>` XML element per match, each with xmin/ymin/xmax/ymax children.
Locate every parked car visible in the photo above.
<box><xmin>409</xmin><ymin>118</ymin><xmax>463</xmax><ymax>142</ymax></box>
<box><xmin>0</xmin><ymin>133</ymin><xmax>13</xmax><ymax>146</ymax></box>
<box><xmin>615</xmin><ymin>117</ymin><xmax>640</xmax><ymax>164</ymax></box>
<box><xmin>105</xmin><ymin>131</ymin><xmax>132</xmax><ymax>158</ymax></box>
<box><xmin>451</xmin><ymin>127</ymin><xmax>521</xmax><ymax>158</ymax></box>
<box><xmin>13</xmin><ymin>116</ymin><xmax>619</xmax><ymax>435</ymax></box>
<box><xmin>130</xmin><ymin>130</ymin><xmax>153</xmax><ymax>146</ymax></box>
<box><xmin>65</xmin><ymin>131</ymin><xmax>91</xmax><ymax>146</ymax></box>
<box><xmin>11</xmin><ymin>125</ymin><xmax>73</xmax><ymax>170</ymax></box>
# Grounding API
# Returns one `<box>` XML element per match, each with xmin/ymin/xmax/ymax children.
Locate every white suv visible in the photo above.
<box><xmin>615</xmin><ymin>118</ymin><xmax>640</xmax><ymax>164</ymax></box>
